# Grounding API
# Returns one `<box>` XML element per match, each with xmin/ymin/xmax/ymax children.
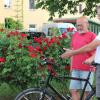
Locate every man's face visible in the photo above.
<box><xmin>76</xmin><ymin>19</ymin><xmax>89</xmax><ymax>34</ymax></box>
<box><xmin>97</xmin><ymin>8</ymin><xmax>100</xmax><ymax>20</ymax></box>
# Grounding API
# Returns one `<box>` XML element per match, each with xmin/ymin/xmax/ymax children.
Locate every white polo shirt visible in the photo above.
<box><xmin>94</xmin><ymin>32</ymin><xmax>100</xmax><ymax>64</ymax></box>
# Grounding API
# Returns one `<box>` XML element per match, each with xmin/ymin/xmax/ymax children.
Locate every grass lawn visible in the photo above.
<box><xmin>0</xmin><ymin>80</ymin><xmax>97</xmax><ymax>100</ymax></box>
<box><xmin>0</xmin><ymin>83</ymin><xmax>20</xmax><ymax>100</ymax></box>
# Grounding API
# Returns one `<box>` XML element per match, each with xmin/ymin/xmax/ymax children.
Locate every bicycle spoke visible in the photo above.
<box><xmin>23</xmin><ymin>96</ymin><xmax>29</xmax><ymax>100</ymax></box>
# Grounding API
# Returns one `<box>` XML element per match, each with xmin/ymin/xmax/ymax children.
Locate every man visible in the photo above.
<box><xmin>61</xmin><ymin>7</ymin><xmax>100</xmax><ymax>100</ymax></box>
<box><xmin>64</xmin><ymin>16</ymin><xmax>96</xmax><ymax>100</ymax></box>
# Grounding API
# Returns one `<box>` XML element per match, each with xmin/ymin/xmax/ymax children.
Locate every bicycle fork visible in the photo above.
<box><xmin>39</xmin><ymin>89</ymin><xmax>53</xmax><ymax>100</ymax></box>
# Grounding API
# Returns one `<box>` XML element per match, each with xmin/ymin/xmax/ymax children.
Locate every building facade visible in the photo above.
<box><xmin>0</xmin><ymin>0</ymin><xmax>100</xmax><ymax>33</ymax></box>
<box><xmin>0</xmin><ymin>0</ymin><xmax>50</xmax><ymax>31</ymax></box>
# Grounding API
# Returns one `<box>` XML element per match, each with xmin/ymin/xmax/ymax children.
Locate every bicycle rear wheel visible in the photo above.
<box><xmin>15</xmin><ymin>88</ymin><xmax>54</xmax><ymax>100</ymax></box>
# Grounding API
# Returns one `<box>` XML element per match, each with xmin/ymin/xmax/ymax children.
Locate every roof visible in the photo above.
<box><xmin>54</xmin><ymin>17</ymin><xmax>100</xmax><ymax>26</ymax></box>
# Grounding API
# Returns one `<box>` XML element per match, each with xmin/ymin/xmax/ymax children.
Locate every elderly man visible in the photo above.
<box><xmin>64</xmin><ymin>16</ymin><xmax>96</xmax><ymax>100</ymax></box>
<box><xmin>61</xmin><ymin>7</ymin><xmax>100</xmax><ymax>100</ymax></box>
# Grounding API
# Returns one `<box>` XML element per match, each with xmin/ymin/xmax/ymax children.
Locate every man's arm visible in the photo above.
<box><xmin>61</xmin><ymin>39</ymin><xmax>100</xmax><ymax>59</ymax></box>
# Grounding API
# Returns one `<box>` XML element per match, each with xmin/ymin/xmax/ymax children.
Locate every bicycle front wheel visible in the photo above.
<box><xmin>15</xmin><ymin>88</ymin><xmax>54</xmax><ymax>100</ymax></box>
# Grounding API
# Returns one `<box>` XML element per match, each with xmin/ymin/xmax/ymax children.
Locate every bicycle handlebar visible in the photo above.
<box><xmin>42</xmin><ymin>56</ymin><xmax>98</xmax><ymax>67</ymax></box>
<box><xmin>42</xmin><ymin>57</ymin><xmax>57</xmax><ymax>66</ymax></box>
<box><xmin>91</xmin><ymin>61</ymin><xmax>99</xmax><ymax>67</ymax></box>
<box><xmin>83</xmin><ymin>61</ymin><xmax>97</xmax><ymax>67</ymax></box>
<box><xmin>91</xmin><ymin>62</ymin><xmax>95</xmax><ymax>66</ymax></box>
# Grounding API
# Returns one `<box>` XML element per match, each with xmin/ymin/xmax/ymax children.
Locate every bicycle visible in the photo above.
<box><xmin>15</xmin><ymin>58</ymin><xmax>96</xmax><ymax>100</ymax></box>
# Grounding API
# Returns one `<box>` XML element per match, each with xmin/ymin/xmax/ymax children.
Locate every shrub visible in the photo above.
<box><xmin>0</xmin><ymin>28</ymin><xmax>74</xmax><ymax>89</ymax></box>
<box><xmin>5</xmin><ymin>18</ymin><xmax>23</xmax><ymax>30</ymax></box>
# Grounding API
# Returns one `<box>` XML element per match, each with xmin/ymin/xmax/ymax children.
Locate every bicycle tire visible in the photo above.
<box><xmin>15</xmin><ymin>88</ymin><xmax>55</xmax><ymax>100</ymax></box>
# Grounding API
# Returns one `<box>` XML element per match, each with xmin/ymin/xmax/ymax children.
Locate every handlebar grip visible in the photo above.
<box><xmin>91</xmin><ymin>61</ymin><xmax>98</xmax><ymax>67</ymax></box>
<box><xmin>42</xmin><ymin>57</ymin><xmax>54</xmax><ymax>65</ymax></box>
<box><xmin>83</xmin><ymin>61</ymin><xmax>97</xmax><ymax>67</ymax></box>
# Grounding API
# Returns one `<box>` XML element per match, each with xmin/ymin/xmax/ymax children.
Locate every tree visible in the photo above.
<box><xmin>36</xmin><ymin>0</ymin><xmax>100</xmax><ymax>20</ymax></box>
<box><xmin>5</xmin><ymin>18</ymin><xmax>23</xmax><ymax>30</ymax></box>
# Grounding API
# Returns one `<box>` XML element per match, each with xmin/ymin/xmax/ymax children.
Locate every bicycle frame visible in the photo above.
<box><xmin>14</xmin><ymin>58</ymin><xmax>96</xmax><ymax>100</ymax></box>
<box><xmin>39</xmin><ymin>58</ymin><xmax>96</xmax><ymax>100</ymax></box>
<box><xmin>41</xmin><ymin>69</ymin><xmax>95</xmax><ymax>100</ymax></box>
<box><xmin>41</xmin><ymin>73</ymin><xmax>69</xmax><ymax>100</ymax></box>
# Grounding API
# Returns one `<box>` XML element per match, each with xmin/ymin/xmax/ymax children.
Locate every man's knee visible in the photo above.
<box><xmin>70</xmin><ymin>89</ymin><xmax>78</xmax><ymax>93</ymax></box>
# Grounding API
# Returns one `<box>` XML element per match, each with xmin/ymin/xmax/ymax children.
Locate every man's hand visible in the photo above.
<box><xmin>60</xmin><ymin>48</ymin><xmax>73</xmax><ymax>59</ymax></box>
<box><xmin>84</xmin><ymin>57</ymin><xmax>94</xmax><ymax>65</ymax></box>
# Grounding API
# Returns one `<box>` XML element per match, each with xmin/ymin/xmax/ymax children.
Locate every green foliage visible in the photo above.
<box><xmin>0</xmin><ymin>23</ymin><xmax>5</xmax><ymax>29</ymax></box>
<box><xmin>0</xmin><ymin>31</ymin><xmax>41</xmax><ymax>89</ymax></box>
<box><xmin>48</xmin><ymin>27</ymin><xmax>61</xmax><ymax>36</ymax></box>
<box><xmin>36</xmin><ymin>0</ymin><xmax>100</xmax><ymax>20</ymax></box>
<box><xmin>0</xmin><ymin>30</ymin><xmax>72</xmax><ymax>90</ymax></box>
<box><xmin>0</xmin><ymin>83</ymin><xmax>19</xmax><ymax>96</ymax></box>
<box><xmin>5</xmin><ymin>18</ymin><xmax>23</xmax><ymax>30</ymax></box>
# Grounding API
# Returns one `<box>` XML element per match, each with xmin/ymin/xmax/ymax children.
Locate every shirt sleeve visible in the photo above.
<box><xmin>91</xmin><ymin>32</ymin><xmax>96</xmax><ymax>40</ymax></box>
<box><xmin>96</xmin><ymin>32</ymin><xmax>100</xmax><ymax>40</ymax></box>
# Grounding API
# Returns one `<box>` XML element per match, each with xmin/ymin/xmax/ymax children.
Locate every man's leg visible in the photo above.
<box><xmin>82</xmin><ymin>91</ymin><xmax>90</xmax><ymax>100</ymax></box>
<box><xmin>70</xmin><ymin>70</ymin><xmax>80</xmax><ymax>100</ymax></box>
<box><xmin>71</xmin><ymin>89</ymin><xmax>80</xmax><ymax>100</ymax></box>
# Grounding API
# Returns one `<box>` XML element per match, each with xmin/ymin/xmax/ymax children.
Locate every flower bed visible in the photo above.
<box><xmin>0</xmin><ymin>29</ymin><xmax>73</xmax><ymax>89</ymax></box>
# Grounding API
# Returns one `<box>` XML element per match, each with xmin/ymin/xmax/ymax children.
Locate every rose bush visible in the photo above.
<box><xmin>0</xmin><ymin>31</ymin><xmax>41</xmax><ymax>89</ymax></box>
<box><xmin>0</xmin><ymin>28</ymin><xmax>74</xmax><ymax>89</ymax></box>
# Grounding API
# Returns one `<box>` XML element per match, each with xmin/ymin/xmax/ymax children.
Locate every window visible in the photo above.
<box><xmin>4</xmin><ymin>0</ymin><xmax>11</xmax><ymax>8</ymax></box>
<box><xmin>29</xmin><ymin>0</ymin><xmax>35</xmax><ymax>9</ymax></box>
<box><xmin>29</xmin><ymin>24</ymin><xmax>36</xmax><ymax>28</ymax></box>
<box><xmin>29</xmin><ymin>24</ymin><xmax>36</xmax><ymax>31</ymax></box>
